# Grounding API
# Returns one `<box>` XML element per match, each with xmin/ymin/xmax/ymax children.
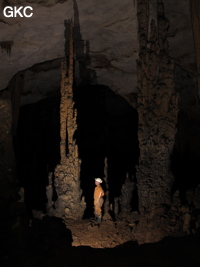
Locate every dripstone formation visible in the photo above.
<box><xmin>47</xmin><ymin>20</ymin><xmax>85</xmax><ymax>219</ymax></box>
<box><xmin>136</xmin><ymin>0</ymin><xmax>178</xmax><ymax>215</ymax></box>
<box><xmin>190</xmin><ymin>0</ymin><xmax>200</xmax><ymax>97</ymax></box>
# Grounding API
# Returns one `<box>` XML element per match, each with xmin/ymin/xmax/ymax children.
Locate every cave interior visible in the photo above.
<box><xmin>1</xmin><ymin>0</ymin><xmax>200</xmax><ymax>266</ymax></box>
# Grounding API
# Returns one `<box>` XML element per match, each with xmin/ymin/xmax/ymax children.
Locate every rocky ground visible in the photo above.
<box><xmin>2</xmin><ymin>213</ymin><xmax>200</xmax><ymax>267</ymax></box>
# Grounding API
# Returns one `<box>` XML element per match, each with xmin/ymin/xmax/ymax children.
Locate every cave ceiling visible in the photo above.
<box><xmin>0</xmin><ymin>0</ymin><xmax>195</xmax><ymax>105</ymax></box>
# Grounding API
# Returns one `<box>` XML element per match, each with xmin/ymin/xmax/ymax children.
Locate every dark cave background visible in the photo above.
<box><xmin>170</xmin><ymin>68</ymin><xmax>200</xmax><ymax>206</ymax></box>
<box><xmin>171</xmin><ymin>110</ymin><xmax>200</xmax><ymax>206</ymax></box>
<box><xmin>14</xmin><ymin>84</ymin><xmax>139</xmax><ymax>218</ymax></box>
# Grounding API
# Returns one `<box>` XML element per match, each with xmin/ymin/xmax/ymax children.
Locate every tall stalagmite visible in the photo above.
<box><xmin>189</xmin><ymin>0</ymin><xmax>200</xmax><ymax>98</ymax></box>
<box><xmin>53</xmin><ymin>19</ymin><xmax>85</xmax><ymax>219</ymax></box>
<box><xmin>136</xmin><ymin>0</ymin><xmax>178</xmax><ymax>215</ymax></box>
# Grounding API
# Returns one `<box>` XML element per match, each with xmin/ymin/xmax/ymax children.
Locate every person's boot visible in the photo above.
<box><xmin>96</xmin><ymin>215</ymin><xmax>102</xmax><ymax>224</ymax></box>
<box><xmin>91</xmin><ymin>215</ymin><xmax>102</xmax><ymax>225</ymax></box>
<box><xmin>92</xmin><ymin>215</ymin><xmax>101</xmax><ymax>224</ymax></box>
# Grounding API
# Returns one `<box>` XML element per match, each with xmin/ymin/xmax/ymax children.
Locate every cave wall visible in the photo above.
<box><xmin>0</xmin><ymin>0</ymin><xmax>195</xmax><ymax>108</ymax></box>
<box><xmin>0</xmin><ymin>96</ymin><xmax>18</xmax><ymax>259</ymax></box>
<box><xmin>136</xmin><ymin>0</ymin><xmax>178</xmax><ymax>215</ymax></box>
<box><xmin>0</xmin><ymin>97</ymin><xmax>16</xmax><ymax>203</ymax></box>
<box><xmin>0</xmin><ymin>0</ymin><xmax>139</xmax><ymax>99</ymax></box>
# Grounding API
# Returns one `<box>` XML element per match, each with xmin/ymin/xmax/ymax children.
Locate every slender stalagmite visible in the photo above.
<box><xmin>48</xmin><ymin>19</ymin><xmax>85</xmax><ymax>219</ymax></box>
<box><xmin>189</xmin><ymin>0</ymin><xmax>200</xmax><ymax>98</ymax></box>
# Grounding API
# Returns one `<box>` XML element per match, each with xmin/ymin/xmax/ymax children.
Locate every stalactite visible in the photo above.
<box><xmin>52</xmin><ymin>19</ymin><xmax>86</xmax><ymax>220</ymax></box>
<box><xmin>0</xmin><ymin>41</ymin><xmax>14</xmax><ymax>57</ymax></box>
<box><xmin>10</xmin><ymin>71</ymin><xmax>24</xmax><ymax>135</ymax></box>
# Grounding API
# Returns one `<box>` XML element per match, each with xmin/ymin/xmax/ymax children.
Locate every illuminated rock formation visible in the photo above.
<box><xmin>53</xmin><ymin>20</ymin><xmax>85</xmax><ymax>219</ymax></box>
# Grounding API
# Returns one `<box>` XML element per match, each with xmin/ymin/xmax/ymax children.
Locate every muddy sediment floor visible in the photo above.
<box><xmin>2</xmin><ymin>215</ymin><xmax>200</xmax><ymax>267</ymax></box>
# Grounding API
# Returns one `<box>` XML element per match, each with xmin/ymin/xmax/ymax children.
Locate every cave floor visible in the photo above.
<box><xmin>3</xmin><ymin>215</ymin><xmax>200</xmax><ymax>267</ymax></box>
<box><xmin>66</xmin><ymin>217</ymin><xmax>135</xmax><ymax>248</ymax></box>
<box><xmin>65</xmin><ymin>211</ymin><xmax>186</xmax><ymax>247</ymax></box>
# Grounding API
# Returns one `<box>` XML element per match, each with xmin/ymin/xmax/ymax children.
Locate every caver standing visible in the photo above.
<box><xmin>93</xmin><ymin>178</ymin><xmax>104</xmax><ymax>224</ymax></box>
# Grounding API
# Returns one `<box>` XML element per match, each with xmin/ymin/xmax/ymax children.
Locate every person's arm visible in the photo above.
<box><xmin>101</xmin><ymin>189</ymin><xmax>104</xmax><ymax>197</ymax></box>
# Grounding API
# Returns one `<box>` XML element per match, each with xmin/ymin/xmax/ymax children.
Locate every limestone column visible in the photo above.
<box><xmin>189</xmin><ymin>0</ymin><xmax>200</xmax><ymax>98</ymax></box>
<box><xmin>53</xmin><ymin>19</ymin><xmax>85</xmax><ymax>219</ymax></box>
<box><xmin>136</xmin><ymin>0</ymin><xmax>178</xmax><ymax>215</ymax></box>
